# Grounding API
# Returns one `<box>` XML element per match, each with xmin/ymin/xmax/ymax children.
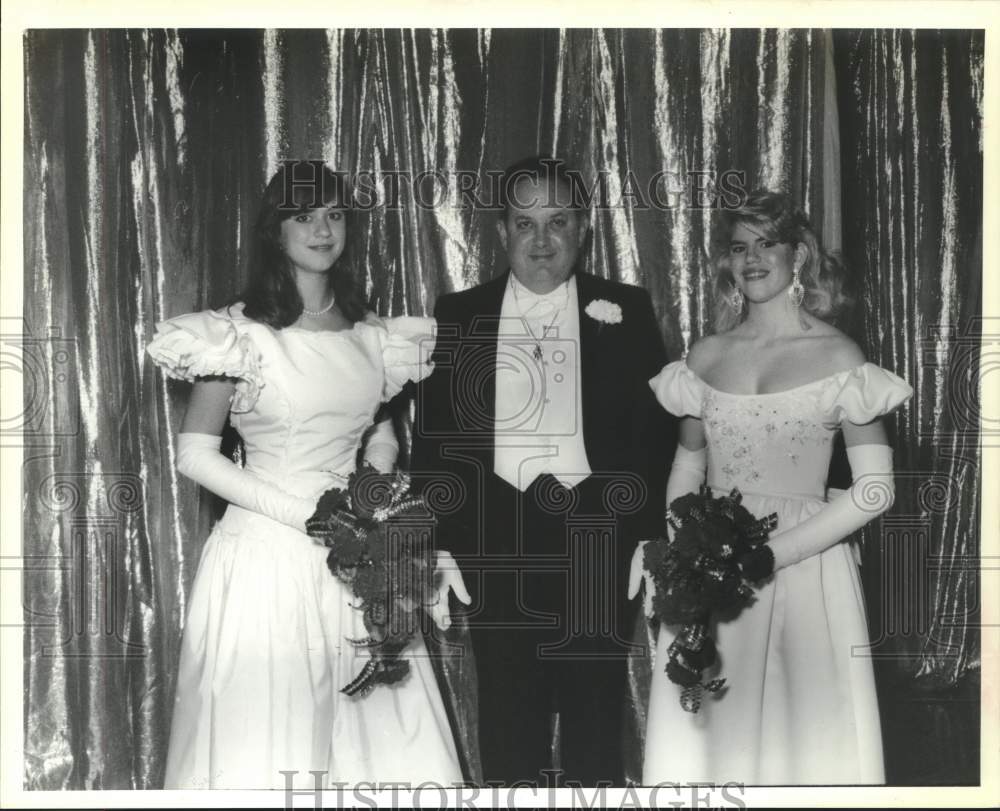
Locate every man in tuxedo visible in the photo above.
<box><xmin>411</xmin><ymin>156</ymin><xmax>672</xmax><ymax>786</ymax></box>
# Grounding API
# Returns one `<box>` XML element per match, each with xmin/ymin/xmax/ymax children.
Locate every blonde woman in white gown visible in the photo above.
<box><xmin>632</xmin><ymin>191</ymin><xmax>912</xmax><ymax>785</ymax></box>
<box><xmin>147</xmin><ymin>163</ymin><xmax>467</xmax><ymax>789</ymax></box>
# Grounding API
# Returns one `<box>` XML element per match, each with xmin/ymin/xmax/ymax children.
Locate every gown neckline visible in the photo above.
<box><xmin>225</xmin><ymin>302</ymin><xmax>367</xmax><ymax>338</ymax></box>
<box><xmin>277</xmin><ymin>321</ymin><xmax>365</xmax><ymax>337</ymax></box>
<box><xmin>682</xmin><ymin>360</ymin><xmax>868</xmax><ymax>399</ymax></box>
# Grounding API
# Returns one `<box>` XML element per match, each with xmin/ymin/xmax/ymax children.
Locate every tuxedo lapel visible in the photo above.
<box><xmin>575</xmin><ymin>272</ymin><xmax>603</xmax><ymax>466</ymax></box>
<box><xmin>469</xmin><ymin>271</ymin><xmax>509</xmax><ymax>473</ymax></box>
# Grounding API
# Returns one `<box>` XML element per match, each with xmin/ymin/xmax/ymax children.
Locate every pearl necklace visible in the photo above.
<box><xmin>302</xmin><ymin>297</ymin><xmax>335</xmax><ymax>316</ymax></box>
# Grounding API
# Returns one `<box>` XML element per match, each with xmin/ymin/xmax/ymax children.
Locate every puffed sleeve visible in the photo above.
<box><xmin>369</xmin><ymin>314</ymin><xmax>437</xmax><ymax>400</ymax></box>
<box><xmin>648</xmin><ymin>360</ymin><xmax>706</xmax><ymax>418</ymax></box>
<box><xmin>818</xmin><ymin>363</ymin><xmax>913</xmax><ymax>426</ymax></box>
<box><xmin>146</xmin><ymin>306</ymin><xmax>263</xmax><ymax>413</ymax></box>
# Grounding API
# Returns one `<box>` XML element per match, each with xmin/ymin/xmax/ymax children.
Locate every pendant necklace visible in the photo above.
<box><xmin>512</xmin><ymin>279</ymin><xmax>565</xmax><ymax>361</ymax></box>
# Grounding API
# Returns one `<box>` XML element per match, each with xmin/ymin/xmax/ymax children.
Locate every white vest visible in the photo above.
<box><xmin>493</xmin><ymin>274</ymin><xmax>592</xmax><ymax>490</ymax></box>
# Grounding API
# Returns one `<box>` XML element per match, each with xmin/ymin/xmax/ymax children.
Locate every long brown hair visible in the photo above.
<box><xmin>238</xmin><ymin>161</ymin><xmax>366</xmax><ymax>328</ymax></box>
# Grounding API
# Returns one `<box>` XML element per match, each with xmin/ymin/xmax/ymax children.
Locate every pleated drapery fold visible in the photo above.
<box><xmin>21</xmin><ymin>28</ymin><xmax>982</xmax><ymax>788</ymax></box>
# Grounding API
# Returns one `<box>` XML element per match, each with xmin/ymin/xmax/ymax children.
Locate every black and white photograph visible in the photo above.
<box><xmin>1</xmin><ymin>2</ymin><xmax>996</xmax><ymax>807</ymax></box>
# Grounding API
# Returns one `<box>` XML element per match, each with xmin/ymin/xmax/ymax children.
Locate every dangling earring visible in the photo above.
<box><xmin>788</xmin><ymin>265</ymin><xmax>805</xmax><ymax>308</ymax></box>
<box><xmin>727</xmin><ymin>286</ymin><xmax>745</xmax><ymax>312</ymax></box>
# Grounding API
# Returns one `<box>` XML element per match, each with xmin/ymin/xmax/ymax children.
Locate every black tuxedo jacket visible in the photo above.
<box><xmin>411</xmin><ymin>270</ymin><xmax>675</xmax><ymax>563</ymax></box>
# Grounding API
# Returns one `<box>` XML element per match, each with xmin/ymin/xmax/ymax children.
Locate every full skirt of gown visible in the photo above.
<box><xmin>163</xmin><ymin>506</ymin><xmax>463</xmax><ymax>789</ymax></box>
<box><xmin>643</xmin><ymin>491</ymin><xmax>884</xmax><ymax>784</ymax></box>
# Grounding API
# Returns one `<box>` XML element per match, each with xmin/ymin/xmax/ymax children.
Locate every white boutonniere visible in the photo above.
<box><xmin>585</xmin><ymin>299</ymin><xmax>623</xmax><ymax>325</ymax></box>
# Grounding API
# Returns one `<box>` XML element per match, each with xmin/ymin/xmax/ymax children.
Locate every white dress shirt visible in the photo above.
<box><xmin>493</xmin><ymin>273</ymin><xmax>592</xmax><ymax>490</ymax></box>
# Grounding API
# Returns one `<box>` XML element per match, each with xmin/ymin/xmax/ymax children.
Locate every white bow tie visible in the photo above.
<box><xmin>511</xmin><ymin>279</ymin><xmax>570</xmax><ymax>320</ymax></box>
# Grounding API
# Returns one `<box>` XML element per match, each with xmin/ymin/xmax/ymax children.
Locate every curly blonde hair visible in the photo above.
<box><xmin>711</xmin><ymin>191</ymin><xmax>853</xmax><ymax>333</ymax></box>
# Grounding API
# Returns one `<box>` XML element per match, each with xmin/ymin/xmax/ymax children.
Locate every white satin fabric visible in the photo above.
<box><xmin>148</xmin><ymin>306</ymin><xmax>462</xmax><ymax>789</ymax></box>
<box><xmin>642</xmin><ymin>361</ymin><xmax>912</xmax><ymax>785</ymax></box>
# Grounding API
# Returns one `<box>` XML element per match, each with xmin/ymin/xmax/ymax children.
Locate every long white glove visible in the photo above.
<box><xmin>627</xmin><ymin>444</ymin><xmax>707</xmax><ymax>618</ymax></box>
<box><xmin>176</xmin><ymin>432</ymin><xmax>316</xmax><ymax>532</ymax></box>
<box><xmin>363</xmin><ymin>417</ymin><xmax>399</xmax><ymax>474</ymax></box>
<box><xmin>763</xmin><ymin>443</ymin><xmax>895</xmax><ymax>572</ymax></box>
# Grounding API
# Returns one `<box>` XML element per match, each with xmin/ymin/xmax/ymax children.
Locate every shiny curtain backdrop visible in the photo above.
<box><xmin>835</xmin><ymin>30</ymin><xmax>983</xmax><ymax>686</ymax></box>
<box><xmin>21</xmin><ymin>29</ymin><xmax>981</xmax><ymax>789</ymax></box>
<box><xmin>833</xmin><ymin>29</ymin><xmax>983</xmax><ymax>783</ymax></box>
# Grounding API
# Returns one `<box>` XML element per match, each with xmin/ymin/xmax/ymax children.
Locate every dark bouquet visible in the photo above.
<box><xmin>306</xmin><ymin>464</ymin><xmax>437</xmax><ymax>696</ymax></box>
<box><xmin>644</xmin><ymin>486</ymin><xmax>777</xmax><ymax>712</ymax></box>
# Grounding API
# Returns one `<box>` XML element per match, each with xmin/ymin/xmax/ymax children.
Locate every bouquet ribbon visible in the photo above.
<box><xmin>306</xmin><ymin>465</ymin><xmax>437</xmax><ymax>696</ymax></box>
<box><xmin>645</xmin><ymin>487</ymin><xmax>777</xmax><ymax>713</ymax></box>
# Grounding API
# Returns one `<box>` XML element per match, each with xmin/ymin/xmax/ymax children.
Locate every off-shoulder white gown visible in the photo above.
<box><xmin>148</xmin><ymin>304</ymin><xmax>461</xmax><ymax>789</ymax></box>
<box><xmin>643</xmin><ymin>361</ymin><xmax>912</xmax><ymax>785</ymax></box>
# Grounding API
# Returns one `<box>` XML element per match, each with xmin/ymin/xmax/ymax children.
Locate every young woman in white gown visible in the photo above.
<box><xmin>633</xmin><ymin>191</ymin><xmax>912</xmax><ymax>785</ymax></box>
<box><xmin>147</xmin><ymin>163</ymin><xmax>467</xmax><ymax>789</ymax></box>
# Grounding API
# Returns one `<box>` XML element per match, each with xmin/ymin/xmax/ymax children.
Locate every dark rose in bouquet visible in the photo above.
<box><xmin>306</xmin><ymin>464</ymin><xmax>437</xmax><ymax>695</ymax></box>
<box><xmin>644</xmin><ymin>486</ymin><xmax>777</xmax><ymax>712</ymax></box>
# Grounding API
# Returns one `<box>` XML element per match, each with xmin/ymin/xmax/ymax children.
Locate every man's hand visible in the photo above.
<box><xmin>626</xmin><ymin>540</ymin><xmax>656</xmax><ymax>620</ymax></box>
<box><xmin>429</xmin><ymin>550</ymin><xmax>472</xmax><ymax>631</ymax></box>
